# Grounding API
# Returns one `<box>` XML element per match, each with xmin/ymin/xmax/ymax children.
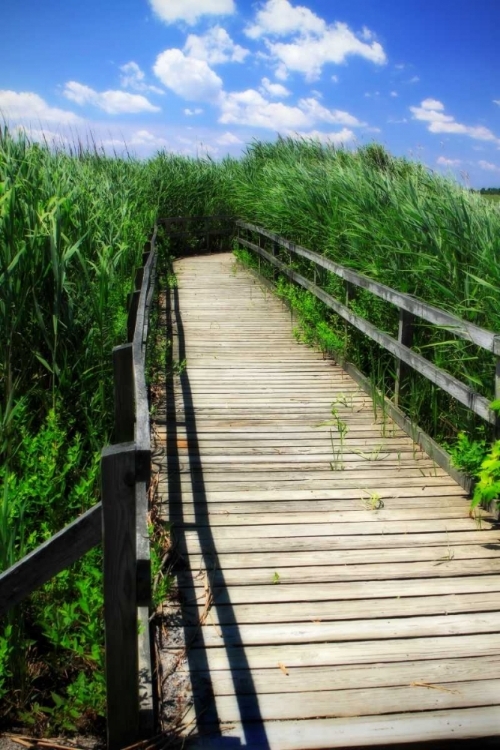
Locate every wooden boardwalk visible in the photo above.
<box><xmin>157</xmin><ymin>252</ymin><xmax>500</xmax><ymax>748</ymax></box>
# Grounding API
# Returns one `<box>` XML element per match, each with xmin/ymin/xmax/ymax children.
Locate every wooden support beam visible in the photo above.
<box><xmin>127</xmin><ymin>290</ymin><xmax>141</xmax><ymax>343</ymax></box>
<box><xmin>113</xmin><ymin>343</ymin><xmax>134</xmax><ymax>443</ymax></box>
<box><xmin>101</xmin><ymin>443</ymin><xmax>140</xmax><ymax>750</ymax></box>
<box><xmin>395</xmin><ymin>310</ymin><xmax>415</xmax><ymax>407</ymax></box>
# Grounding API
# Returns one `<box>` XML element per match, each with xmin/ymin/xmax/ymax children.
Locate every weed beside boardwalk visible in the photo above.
<box><xmin>1</xmin><ymin>128</ymin><xmax>500</xmax><ymax>734</ymax></box>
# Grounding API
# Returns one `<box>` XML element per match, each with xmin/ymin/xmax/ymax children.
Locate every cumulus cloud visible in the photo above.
<box><xmin>13</xmin><ymin>125</ymin><xmax>70</xmax><ymax>145</ymax></box>
<box><xmin>0</xmin><ymin>89</ymin><xmax>82</xmax><ymax>124</ymax></box>
<box><xmin>148</xmin><ymin>0</ymin><xmax>235</xmax><ymax>25</ymax></box>
<box><xmin>119</xmin><ymin>61</ymin><xmax>164</xmax><ymax>94</ymax></box>
<box><xmin>153</xmin><ymin>49</ymin><xmax>223</xmax><ymax>101</ymax></box>
<box><xmin>269</xmin><ymin>22</ymin><xmax>386</xmax><ymax>81</ymax></box>
<box><xmin>260</xmin><ymin>77</ymin><xmax>291</xmax><ymax>98</ymax></box>
<box><xmin>245</xmin><ymin>0</ymin><xmax>326</xmax><ymax>38</ymax></box>
<box><xmin>219</xmin><ymin>88</ymin><xmax>364</xmax><ymax>132</ymax></box>
<box><xmin>494</xmin><ymin>100</ymin><xmax>500</xmax><ymax>106</ymax></box>
<box><xmin>299</xmin><ymin>97</ymin><xmax>364</xmax><ymax>126</ymax></box>
<box><xmin>184</xmin><ymin>107</ymin><xmax>204</xmax><ymax>115</ymax></box>
<box><xmin>220</xmin><ymin>89</ymin><xmax>309</xmax><ymax>129</ymax></box>
<box><xmin>289</xmin><ymin>128</ymin><xmax>355</xmax><ymax>145</ymax></box>
<box><xmin>184</xmin><ymin>26</ymin><xmax>249</xmax><ymax>64</ymax></box>
<box><xmin>436</xmin><ymin>156</ymin><xmax>461</xmax><ymax>166</ymax></box>
<box><xmin>245</xmin><ymin>1</ymin><xmax>386</xmax><ymax>81</ymax></box>
<box><xmin>217</xmin><ymin>131</ymin><xmax>243</xmax><ymax>145</ymax></box>
<box><xmin>130</xmin><ymin>129</ymin><xmax>168</xmax><ymax>147</ymax></box>
<box><xmin>410</xmin><ymin>99</ymin><xmax>500</xmax><ymax>144</ymax></box>
<box><xmin>478</xmin><ymin>160</ymin><xmax>500</xmax><ymax>172</ymax></box>
<box><xmin>63</xmin><ymin>81</ymin><xmax>160</xmax><ymax>113</ymax></box>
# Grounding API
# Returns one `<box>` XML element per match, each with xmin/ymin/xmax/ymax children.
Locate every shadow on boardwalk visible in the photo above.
<box><xmin>163</xmin><ymin>281</ymin><xmax>270</xmax><ymax>749</ymax></box>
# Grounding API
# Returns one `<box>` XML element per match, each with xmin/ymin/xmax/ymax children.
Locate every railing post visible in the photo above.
<box><xmin>495</xmin><ymin>356</ymin><xmax>500</xmax><ymax>440</ymax></box>
<box><xmin>113</xmin><ymin>343</ymin><xmax>134</xmax><ymax>443</ymax></box>
<box><xmin>395</xmin><ymin>309</ymin><xmax>415</xmax><ymax>407</ymax></box>
<box><xmin>101</xmin><ymin>442</ymin><xmax>140</xmax><ymax>750</ymax></box>
<box><xmin>127</xmin><ymin>290</ymin><xmax>141</xmax><ymax>343</ymax></box>
<box><xmin>271</xmin><ymin>240</ymin><xmax>278</xmax><ymax>282</ymax></box>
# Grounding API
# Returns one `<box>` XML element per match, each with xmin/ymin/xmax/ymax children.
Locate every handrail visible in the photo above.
<box><xmin>238</xmin><ymin>221</ymin><xmax>500</xmax><ymax>356</ymax></box>
<box><xmin>235</xmin><ymin>221</ymin><xmax>500</xmax><ymax>441</ymax></box>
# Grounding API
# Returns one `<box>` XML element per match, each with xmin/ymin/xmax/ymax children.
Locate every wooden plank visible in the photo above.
<box><xmin>184</xmin><ymin>633</ymin><xmax>500</xmax><ymax>671</ymax></box>
<box><xmin>176</xmin><ymin>529</ymin><xmax>500</xmax><ymax>554</ymax></box>
<box><xmin>193</xmin><ymin>680</ymin><xmax>500</xmax><ymax>721</ymax></box>
<box><xmin>175</xmin><ymin>575</ymin><xmax>500</xmax><ymax>604</ymax></box>
<box><xmin>190</xmin><ymin>612</ymin><xmax>500</xmax><ymax>648</ymax></box>
<box><xmin>0</xmin><ymin>504</ymin><xmax>102</xmax><ymax>617</ymax></box>
<box><xmin>182</xmin><ymin>543</ymin><xmax>500</xmax><ymax>570</ymax></box>
<box><xmin>186</xmin><ymin>707</ymin><xmax>500</xmax><ymax>748</ymax></box>
<box><xmin>177</xmin><ymin>558</ymin><xmax>500</xmax><ymax>587</ymax></box>
<box><xmin>186</xmin><ymin>655</ymin><xmax>500</xmax><ymax>694</ymax></box>
<box><xmin>179</xmin><ymin>519</ymin><xmax>492</xmax><ymax>540</ymax></box>
<box><xmin>183</xmin><ymin>592</ymin><xmax>500</xmax><ymax>626</ymax></box>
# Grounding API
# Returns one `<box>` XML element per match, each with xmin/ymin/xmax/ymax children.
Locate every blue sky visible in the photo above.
<box><xmin>1</xmin><ymin>0</ymin><xmax>499</xmax><ymax>186</ymax></box>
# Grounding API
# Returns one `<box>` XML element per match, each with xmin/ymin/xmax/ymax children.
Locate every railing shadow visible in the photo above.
<box><xmin>163</xmin><ymin>275</ymin><xmax>270</xmax><ymax>748</ymax></box>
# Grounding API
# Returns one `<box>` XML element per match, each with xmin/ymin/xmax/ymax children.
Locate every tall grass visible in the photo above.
<box><xmin>2</xmin><ymin>129</ymin><xmax>500</xmax><ymax>733</ymax></box>
<box><xmin>228</xmin><ymin>138</ymin><xmax>500</xmax><ymax>443</ymax></box>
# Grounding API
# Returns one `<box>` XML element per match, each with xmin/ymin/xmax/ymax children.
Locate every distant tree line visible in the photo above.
<box><xmin>476</xmin><ymin>187</ymin><xmax>500</xmax><ymax>195</ymax></box>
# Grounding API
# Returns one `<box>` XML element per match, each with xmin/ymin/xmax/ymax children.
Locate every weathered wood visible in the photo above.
<box><xmin>101</xmin><ymin>443</ymin><xmax>139</xmax><ymax>750</ymax></box>
<box><xmin>495</xmin><ymin>356</ymin><xmax>500</xmax><ymax>439</ymax></box>
<box><xmin>394</xmin><ymin>309</ymin><xmax>415</xmax><ymax>406</ymax></box>
<box><xmin>239</xmin><ymin>238</ymin><xmax>495</xmax><ymax>425</ymax></box>
<box><xmin>157</xmin><ymin>250</ymin><xmax>500</xmax><ymax>747</ymax></box>
<box><xmin>127</xmin><ymin>289</ymin><xmax>140</xmax><ymax>343</ymax></box>
<box><xmin>112</xmin><ymin>343</ymin><xmax>134</xmax><ymax>443</ymax></box>
<box><xmin>134</xmin><ymin>267</ymin><xmax>144</xmax><ymax>291</ymax></box>
<box><xmin>0</xmin><ymin>504</ymin><xmax>102</xmax><ymax>616</ymax></box>
<box><xmin>186</xmin><ymin>707</ymin><xmax>500</xmax><ymax>749</ymax></box>
<box><xmin>237</xmin><ymin>220</ymin><xmax>500</xmax><ymax>355</ymax></box>
<box><xmin>138</xmin><ymin>605</ymin><xmax>154</xmax><ymax>737</ymax></box>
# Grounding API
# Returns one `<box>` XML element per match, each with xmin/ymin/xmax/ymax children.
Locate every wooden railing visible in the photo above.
<box><xmin>0</xmin><ymin>228</ymin><xmax>158</xmax><ymax>750</ymax></box>
<box><xmin>236</xmin><ymin>220</ymin><xmax>500</xmax><ymax>489</ymax></box>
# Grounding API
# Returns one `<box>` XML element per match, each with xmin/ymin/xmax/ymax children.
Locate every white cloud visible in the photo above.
<box><xmin>331</xmin><ymin>75</ymin><xmax>339</xmax><ymax>83</ymax></box>
<box><xmin>219</xmin><ymin>89</ymin><xmax>364</xmax><ymax>132</ymax></box>
<box><xmin>0</xmin><ymin>89</ymin><xmax>82</xmax><ymax>124</ymax></box>
<box><xmin>478</xmin><ymin>160</ymin><xmax>500</xmax><ymax>172</ymax></box>
<box><xmin>130</xmin><ymin>129</ymin><xmax>168</xmax><ymax>147</ymax></box>
<box><xmin>245</xmin><ymin>1</ymin><xmax>386</xmax><ymax>81</ymax></box>
<box><xmin>217</xmin><ymin>131</ymin><xmax>243</xmax><ymax>145</ymax></box>
<box><xmin>148</xmin><ymin>0</ymin><xmax>235</xmax><ymax>25</ymax></box>
<box><xmin>408</xmin><ymin>76</ymin><xmax>420</xmax><ymax>83</ymax></box>
<box><xmin>390</xmin><ymin>91</ymin><xmax>398</xmax><ymax>97</ymax></box>
<box><xmin>289</xmin><ymin>128</ymin><xmax>355</xmax><ymax>145</ymax></box>
<box><xmin>220</xmin><ymin>89</ymin><xmax>309</xmax><ymax>129</ymax></box>
<box><xmin>410</xmin><ymin>99</ymin><xmax>500</xmax><ymax>144</ymax></box>
<box><xmin>63</xmin><ymin>81</ymin><xmax>160</xmax><ymax>113</ymax></box>
<box><xmin>184</xmin><ymin>107</ymin><xmax>204</xmax><ymax>115</ymax></box>
<box><xmin>260</xmin><ymin>77</ymin><xmax>291</xmax><ymax>98</ymax></box>
<box><xmin>245</xmin><ymin>0</ymin><xmax>326</xmax><ymax>38</ymax></box>
<box><xmin>494</xmin><ymin>100</ymin><xmax>500</xmax><ymax>106</ymax></box>
<box><xmin>184</xmin><ymin>26</ymin><xmax>249</xmax><ymax>64</ymax></box>
<box><xmin>269</xmin><ymin>22</ymin><xmax>386</xmax><ymax>81</ymax></box>
<box><xmin>119</xmin><ymin>61</ymin><xmax>164</xmax><ymax>94</ymax></box>
<box><xmin>153</xmin><ymin>49</ymin><xmax>223</xmax><ymax>101</ymax></box>
<box><xmin>14</xmin><ymin>125</ymin><xmax>70</xmax><ymax>145</ymax></box>
<box><xmin>299</xmin><ymin>97</ymin><xmax>364</xmax><ymax>126</ymax></box>
<box><xmin>421</xmin><ymin>98</ymin><xmax>444</xmax><ymax>111</ymax></box>
<box><xmin>436</xmin><ymin>156</ymin><xmax>461</xmax><ymax>166</ymax></box>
